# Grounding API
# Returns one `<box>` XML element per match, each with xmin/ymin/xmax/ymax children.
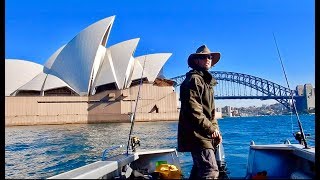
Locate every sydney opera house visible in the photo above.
<box><xmin>5</xmin><ymin>16</ymin><xmax>179</xmax><ymax>126</ymax></box>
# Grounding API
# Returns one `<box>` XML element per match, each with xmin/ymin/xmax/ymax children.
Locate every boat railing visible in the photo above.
<box><xmin>48</xmin><ymin>153</ymin><xmax>138</xmax><ymax>179</ymax></box>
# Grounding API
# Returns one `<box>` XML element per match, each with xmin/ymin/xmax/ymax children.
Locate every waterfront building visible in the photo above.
<box><xmin>215</xmin><ymin>107</ymin><xmax>222</xmax><ymax>119</ymax></box>
<box><xmin>221</xmin><ymin>106</ymin><xmax>233</xmax><ymax>117</ymax></box>
<box><xmin>5</xmin><ymin>16</ymin><xmax>179</xmax><ymax>126</ymax></box>
<box><xmin>296</xmin><ymin>85</ymin><xmax>304</xmax><ymax>96</ymax></box>
<box><xmin>295</xmin><ymin>84</ymin><xmax>315</xmax><ymax>113</ymax></box>
<box><xmin>304</xmin><ymin>84</ymin><xmax>315</xmax><ymax>111</ymax></box>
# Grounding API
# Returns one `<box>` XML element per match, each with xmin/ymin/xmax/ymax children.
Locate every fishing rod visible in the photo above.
<box><xmin>272</xmin><ymin>33</ymin><xmax>309</xmax><ymax>149</ymax></box>
<box><xmin>126</xmin><ymin>56</ymin><xmax>147</xmax><ymax>155</ymax></box>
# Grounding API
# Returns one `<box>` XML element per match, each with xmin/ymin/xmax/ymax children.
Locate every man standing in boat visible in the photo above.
<box><xmin>178</xmin><ymin>44</ymin><xmax>222</xmax><ymax>179</ymax></box>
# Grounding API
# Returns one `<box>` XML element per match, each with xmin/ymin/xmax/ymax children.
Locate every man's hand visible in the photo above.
<box><xmin>212</xmin><ymin>130</ymin><xmax>222</xmax><ymax>147</ymax></box>
<box><xmin>211</xmin><ymin>130</ymin><xmax>220</xmax><ymax>139</ymax></box>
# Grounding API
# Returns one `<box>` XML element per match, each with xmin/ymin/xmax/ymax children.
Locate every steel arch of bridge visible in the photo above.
<box><xmin>170</xmin><ymin>71</ymin><xmax>297</xmax><ymax>109</ymax></box>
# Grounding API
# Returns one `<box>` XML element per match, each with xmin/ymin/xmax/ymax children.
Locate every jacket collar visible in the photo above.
<box><xmin>187</xmin><ymin>68</ymin><xmax>217</xmax><ymax>86</ymax></box>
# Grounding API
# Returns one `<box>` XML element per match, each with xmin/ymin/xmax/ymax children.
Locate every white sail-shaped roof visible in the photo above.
<box><xmin>43</xmin><ymin>74</ymin><xmax>75</xmax><ymax>91</ymax></box>
<box><xmin>17</xmin><ymin>72</ymin><xmax>75</xmax><ymax>93</ymax></box>
<box><xmin>94</xmin><ymin>38</ymin><xmax>140</xmax><ymax>90</ymax></box>
<box><xmin>17</xmin><ymin>73</ymin><xmax>47</xmax><ymax>91</ymax></box>
<box><xmin>90</xmin><ymin>44</ymin><xmax>107</xmax><ymax>94</ymax></box>
<box><xmin>93</xmin><ymin>48</ymin><xmax>117</xmax><ymax>89</ymax></box>
<box><xmin>128</xmin><ymin>57</ymin><xmax>149</xmax><ymax>86</ymax></box>
<box><xmin>48</xmin><ymin>16</ymin><xmax>115</xmax><ymax>95</ymax></box>
<box><xmin>44</xmin><ymin>45</ymin><xmax>66</xmax><ymax>70</ymax></box>
<box><xmin>5</xmin><ymin>59</ymin><xmax>44</xmax><ymax>96</ymax></box>
<box><xmin>6</xmin><ymin>16</ymin><xmax>174</xmax><ymax>96</ymax></box>
<box><xmin>109</xmin><ymin>38</ymin><xmax>139</xmax><ymax>89</ymax></box>
<box><xmin>132</xmin><ymin>53</ymin><xmax>172</xmax><ymax>83</ymax></box>
<box><xmin>124</xmin><ymin>56</ymin><xmax>136</xmax><ymax>88</ymax></box>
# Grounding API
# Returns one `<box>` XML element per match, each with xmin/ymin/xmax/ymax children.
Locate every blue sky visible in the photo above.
<box><xmin>5</xmin><ymin>0</ymin><xmax>314</xmax><ymax>107</ymax></box>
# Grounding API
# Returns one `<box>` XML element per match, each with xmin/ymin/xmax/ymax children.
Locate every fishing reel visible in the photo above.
<box><xmin>293</xmin><ymin>131</ymin><xmax>310</xmax><ymax>145</ymax></box>
<box><xmin>130</xmin><ymin>136</ymin><xmax>140</xmax><ymax>152</ymax></box>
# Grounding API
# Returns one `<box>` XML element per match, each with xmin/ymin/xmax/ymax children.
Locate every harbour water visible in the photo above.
<box><xmin>5</xmin><ymin>114</ymin><xmax>315</xmax><ymax>179</ymax></box>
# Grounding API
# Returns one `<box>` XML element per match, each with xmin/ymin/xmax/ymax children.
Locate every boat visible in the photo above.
<box><xmin>48</xmin><ymin>144</ymin><xmax>182</xmax><ymax>179</ymax></box>
<box><xmin>244</xmin><ymin>34</ymin><xmax>315</xmax><ymax>179</ymax></box>
<box><xmin>245</xmin><ymin>133</ymin><xmax>315</xmax><ymax>179</ymax></box>
<box><xmin>48</xmin><ymin>136</ymin><xmax>229</xmax><ymax>179</ymax></box>
<box><xmin>47</xmin><ymin>130</ymin><xmax>314</xmax><ymax>179</ymax></box>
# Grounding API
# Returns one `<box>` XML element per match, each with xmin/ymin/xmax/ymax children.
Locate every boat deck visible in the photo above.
<box><xmin>246</xmin><ymin>143</ymin><xmax>315</xmax><ymax>179</ymax></box>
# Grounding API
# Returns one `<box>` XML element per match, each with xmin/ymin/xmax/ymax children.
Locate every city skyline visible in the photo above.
<box><xmin>5</xmin><ymin>0</ymin><xmax>314</xmax><ymax>107</ymax></box>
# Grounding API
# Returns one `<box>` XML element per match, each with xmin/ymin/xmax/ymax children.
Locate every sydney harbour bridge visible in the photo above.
<box><xmin>170</xmin><ymin>71</ymin><xmax>304</xmax><ymax>110</ymax></box>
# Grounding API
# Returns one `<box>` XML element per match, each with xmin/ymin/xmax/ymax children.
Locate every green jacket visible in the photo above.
<box><xmin>177</xmin><ymin>69</ymin><xmax>219</xmax><ymax>152</ymax></box>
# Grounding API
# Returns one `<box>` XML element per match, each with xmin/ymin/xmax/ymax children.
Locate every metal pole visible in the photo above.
<box><xmin>126</xmin><ymin>56</ymin><xmax>147</xmax><ymax>154</ymax></box>
<box><xmin>272</xmin><ymin>33</ymin><xmax>308</xmax><ymax>148</ymax></box>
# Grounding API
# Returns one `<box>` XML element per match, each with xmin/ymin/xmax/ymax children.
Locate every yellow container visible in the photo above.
<box><xmin>154</xmin><ymin>164</ymin><xmax>182</xmax><ymax>179</ymax></box>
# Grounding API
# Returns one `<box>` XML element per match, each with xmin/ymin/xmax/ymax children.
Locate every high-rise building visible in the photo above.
<box><xmin>295</xmin><ymin>84</ymin><xmax>315</xmax><ymax>113</ymax></box>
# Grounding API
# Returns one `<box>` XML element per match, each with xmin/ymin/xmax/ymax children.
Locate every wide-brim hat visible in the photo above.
<box><xmin>188</xmin><ymin>44</ymin><xmax>221</xmax><ymax>67</ymax></box>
